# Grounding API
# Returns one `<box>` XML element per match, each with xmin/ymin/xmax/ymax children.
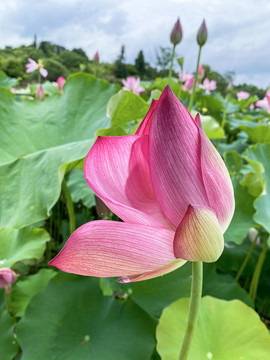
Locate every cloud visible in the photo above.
<box><xmin>0</xmin><ymin>0</ymin><xmax>269</xmax><ymax>87</ymax></box>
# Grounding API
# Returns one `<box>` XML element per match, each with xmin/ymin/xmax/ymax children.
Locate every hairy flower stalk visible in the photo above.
<box><xmin>179</xmin><ymin>262</ymin><xmax>203</xmax><ymax>360</ymax></box>
<box><xmin>189</xmin><ymin>19</ymin><xmax>208</xmax><ymax>111</ymax></box>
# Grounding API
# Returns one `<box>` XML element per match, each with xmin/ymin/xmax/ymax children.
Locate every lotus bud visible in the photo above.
<box><xmin>197</xmin><ymin>19</ymin><xmax>208</xmax><ymax>47</ymax></box>
<box><xmin>36</xmin><ymin>84</ymin><xmax>45</xmax><ymax>101</ymax></box>
<box><xmin>198</xmin><ymin>65</ymin><xmax>205</xmax><ymax>78</ymax></box>
<box><xmin>93</xmin><ymin>51</ymin><xmax>99</xmax><ymax>63</ymax></box>
<box><xmin>170</xmin><ymin>18</ymin><xmax>183</xmax><ymax>46</ymax></box>
<box><xmin>0</xmin><ymin>268</ymin><xmax>16</xmax><ymax>292</ymax></box>
<box><xmin>248</xmin><ymin>228</ymin><xmax>260</xmax><ymax>245</ymax></box>
<box><xmin>57</xmin><ymin>76</ymin><xmax>66</xmax><ymax>93</ymax></box>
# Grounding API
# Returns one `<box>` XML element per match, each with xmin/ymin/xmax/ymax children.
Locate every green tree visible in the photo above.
<box><xmin>156</xmin><ymin>47</ymin><xmax>172</xmax><ymax>71</ymax></box>
<box><xmin>135</xmin><ymin>50</ymin><xmax>146</xmax><ymax>78</ymax></box>
<box><xmin>114</xmin><ymin>45</ymin><xmax>127</xmax><ymax>78</ymax></box>
<box><xmin>43</xmin><ymin>59</ymin><xmax>69</xmax><ymax>81</ymax></box>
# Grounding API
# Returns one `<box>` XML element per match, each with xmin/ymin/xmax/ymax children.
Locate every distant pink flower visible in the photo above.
<box><xmin>25</xmin><ymin>58</ymin><xmax>48</xmax><ymax>78</ymax></box>
<box><xmin>198</xmin><ymin>65</ymin><xmax>204</xmax><ymax>78</ymax></box>
<box><xmin>237</xmin><ymin>91</ymin><xmax>250</xmax><ymax>101</ymax></box>
<box><xmin>36</xmin><ymin>84</ymin><xmax>45</xmax><ymax>100</ymax></box>
<box><xmin>122</xmin><ymin>77</ymin><xmax>145</xmax><ymax>95</ymax></box>
<box><xmin>179</xmin><ymin>72</ymin><xmax>193</xmax><ymax>83</ymax></box>
<box><xmin>182</xmin><ymin>76</ymin><xmax>194</xmax><ymax>91</ymax></box>
<box><xmin>256</xmin><ymin>89</ymin><xmax>270</xmax><ymax>113</ymax></box>
<box><xmin>57</xmin><ymin>76</ymin><xmax>66</xmax><ymax>93</ymax></box>
<box><xmin>0</xmin><ymin>268</ymin><xmax>16</xmax><ymax>292</ymax></box>
<box><xmin>49</xmin><ymin>86</ymin><xmax>234</xmax><ymax>283</ymax></box>
<box><xmin>93</xmin><ymin>51</ymin><xmax>99</xmax><ymax>63</ymax></box>
<box><xmin>200</xmin><ymin>78</ymin><xmax>217</xmax><ymax>95</ymax></box>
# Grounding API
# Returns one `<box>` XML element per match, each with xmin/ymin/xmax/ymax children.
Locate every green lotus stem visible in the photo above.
<box><xmin>179</xmin><ymin>261</ymin><xmax>203</xmax><ymax>360</ymax></box>
<box><xmin>216</xmin><ymin>95</ymin><xmax>230</xmax><ymax>151</ymax></box>
<box><xmin>5</xmin><ymin>290</ymin><xmax>13</xmax><ymax>315</ymax></box>
<box><xmin>235</xmin><ymin>232</ymin><xmax>260</xmax><ymax>283</ymax></box>
<box><xmin>168</xmin><ymin>45</ymin><xmax>176</xmax><ymax>83</ymax></box>
<box><xmin>188</xmin><ymin>46</ymin><xmax>202</xmax><ymax>112</ymax></box>
<box><xmin>62</xmin><ymin>179</ymin><xmax>76</xmax><ymax>235</ymax></box>
<box><xmin>249</xmin><ymin>233</ymin><xmax>269</xmax><ymax>302</ymax></box>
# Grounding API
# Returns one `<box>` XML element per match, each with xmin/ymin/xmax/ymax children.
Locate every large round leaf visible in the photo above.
<box><xmin>100</xmin><ymin>263</ymin><xmax>252</xmax><ymax>319</ymax></box>
<box><xmin>244</xmin><ymin>144</ymin><xmax>270</xmax><ymax>233</ymax></box>
<box><xmin>0</xmin><ymin>310</ymin><xmax>18</xmax><ymax>360</ymax></box>
<box><xmin>11</xmin><ymin>269</ymin><xmax>56</xmax><ymax>317</ymax></box>
<box><xmin>16</xmin><ymin>273</ymin><xmax>156</xmax><ymax>360</ymax></box>
<box><xmin>224</xmin><ymin>177</ymin><xmax>255</xmax><ymax>244</ymax></box>
<box><xmin>156</xmin><ymin>296</ymin><xmax>270</xmax><ymax>360</ymax></box>
<box><xmin>66</xmin><ymin>168</ymin><xmax>96</xmax><ymax>208</ymax></box>
<box><xmin>0</xmin><ymin>74</ymin><xmax>119</xmax><ymax>228</ymax></box>
<box><xmin>0</xmin><ymin>227</ymin><xmax>50</xmax><ymax>268</ymax></box>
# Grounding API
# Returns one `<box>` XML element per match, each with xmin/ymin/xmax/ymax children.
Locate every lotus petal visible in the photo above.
<box><xmin>84</xmin><ymin>135</ymin><xmax>170</xmax><ymax>228</ymax></box>
<box><xmin>49</xmin><ymin>221</ymin><xmax>176</xmax><ymax>277</ymax></box>
<box><xmin>149</xmin><ymin>86</ymin><xmax>209</xmax><ymax>228</ymax></box>
<box><xmin>174</xmin><ymin>205</ymin><xmax>224</xmax><ymax>262</ymax></box>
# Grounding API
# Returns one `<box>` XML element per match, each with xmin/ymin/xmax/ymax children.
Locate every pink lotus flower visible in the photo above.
<box><xmin>179</xmin><ymin>72</ymin><xmax>195</xmax><ymax>91</ymax></box>
<box><xmin>200</xmin><ymin>78</ymin><xmax>217</xmax><ymax>95</ymax></box>
<box><xmin>57</xmin><ymin>76</ymin><xmax>66</xmax><ymax>93</ymax></box>
<box><xmin>179</xmin><ymin>72</ymin><xmax>193</xmax><ymax>83</ymax></box>
<box><xmin>0</xmin><ymin>268</ymin><xmax>16</xmax><ymax>292</ymax></box>
<box><xmin>256</xmin><ymin>89</ymin><xmax>270</xmax><ymax>113</ymax></box>
<box><xmin>237</xmin><ymin>91</ymin><xmax>250</xmax><ymax>101</ymax></box>
<box><xmin>198</xmin><ymin>65</ymin><xmax>204</xmax><ymax>78</ymax></box>
<box><xmin>183</xmin><ymin>76</ymin><xmax>194</xmax><ymax>91</ymax></box>
<box><xmin>25</xmin><ymin>58</ymin><xmax>48</xmax><ymax>78</ymax></box>
<box><xmin>36</xmin><ymin>84</ymin><xmax>45</xmax><ymax>100</ymax></box>
<box><xmin>49</xmin><ymin>86</ymin><xmax>234</xmax><ymax>283</ymax></box>
<box><xmin>122</xmin><ymin>77</ymin><xmax>145</xmax><ymax>95</ymax></box>
<box><xmin>93</xmin><ymin>51</ymin><xmax>99</xmax><ymax>63</ymax></box>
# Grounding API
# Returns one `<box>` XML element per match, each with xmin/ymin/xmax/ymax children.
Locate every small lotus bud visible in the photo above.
<box><xmin>170</xmin><ymin>18</ymin><xmax>183</xmax><ymax>46</ymax></box>
<box><xmin>0</xmin><ymin>268</ymin><xmax>16</xmax><ymax>292</ymax></box>
<box><xmin>197</xmin><ymin>19</ymin><xmax>208</xmax><ymax>47</ymax></box>
<box><xmin>57</xmin><ymin>76</ymin><xmax>66</xmax><ymax>93</ymax></box>
<box><xmin>36</xmin><ymin>84</ymin><xmax>45</xmax><ymax>101</ymax></box>
<box><xmin>198</xmin><ymin>65</ymin><xmax>205</xmax><ymax>78</ymax></box>
<box><xmin>93</xmin><ymin>51</ymin><xmax>99</xmax><ymax>63</ymax></box>
<box><xmin>248</xmin><ymin>228</ymin><xmax>260</xmax><ymax>245</ymax></box>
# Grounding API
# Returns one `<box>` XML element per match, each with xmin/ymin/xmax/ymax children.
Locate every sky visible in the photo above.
<box><xmin>0</xmin><ymin>0</ymin><xmax>269</xmax><ymax>88</ymax></box>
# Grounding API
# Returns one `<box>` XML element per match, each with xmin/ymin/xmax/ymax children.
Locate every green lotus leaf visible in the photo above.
<box><xmin>0</xmin><ymin>310</ymin><xmax>19</xmax><ymax>360</ymax></box>
<box><xmin>66</xmin><ymin>169</ymin><xmax>96</xmax><ymax>208</ymax></box>
<box><xmin>156</xmin><ymin>296</ymin><xmax>270</xmax><ymax>360</ymax></box>
<box><xmin>16</xmin><ymin>273</ymin><xmax>156</xmax><ymax>360</ymax></box>
<box><xmin>0</xmin><ymin>71</ymin><xmax>18</xmax><ymax>88</ymax></box>
<box><xmin>244</xmin><ymin>144</ymin><xmax>270</xmax><ymax>233</ymax></box>
<box><xmin>0</xmin><ymin>227</ymin><xmax>50</xmax><ymax>268</ymax></box>
<box><xmin>97</xmin><ymin>89</ymin><xmax>150</xmax><ymax>136</ymax></box>
<box><xmin>224</xmin><ymin>178</ymin><xmax>256</xmax><ymax>244</ymax></box>
<box><xmin>11</xmin><ymin>268</ymin><xmax>56</xmax><ymax>317</ymax></box>
<box><xmin>0</xmin><ymin>73</ymin><xmax>118</xmax><ymax>228</ymax></box>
